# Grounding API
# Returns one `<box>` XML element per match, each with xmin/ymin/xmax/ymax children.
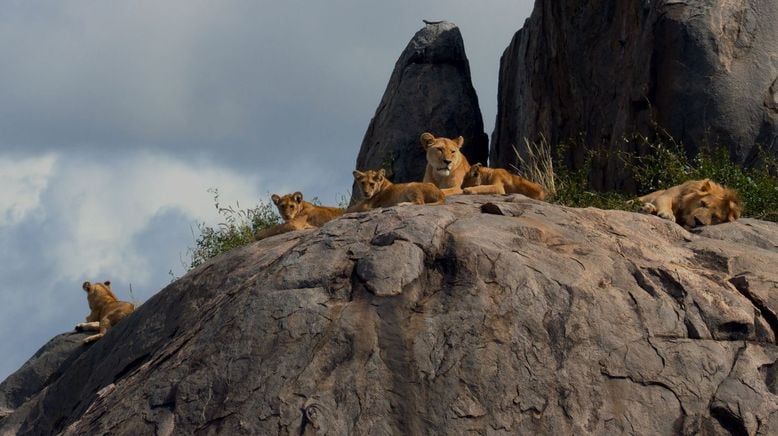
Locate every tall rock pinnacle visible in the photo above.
<box><xmin>352</xmin><ymin>21</ymin><xmax>488</xmax><ymax>202</ymax></box>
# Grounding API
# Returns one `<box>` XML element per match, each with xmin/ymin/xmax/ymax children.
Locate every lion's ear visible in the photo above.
<box><xmin>472</xmin><ymin>163</ymin><xmax>483</xmax><ymax>169</ymax></box>
<box><xmin>420</xmin><ymin>132</ymin><xmax>435</xmax><ymax>148</ymax></box>
<box><xmin>271</xmin><ymin>194</ymin><xmax>281</xmax><ymax>205</ymax></box>
<box><xmin>378</xmin><ymin>169</ymin><xmax>386</xmax><ymax>178</ymax></box>
<box><xmin>455</xmin><ymin>136</ymin><xmax>464</xmax><ymax>149</ymax></box>
<box><xmin>352</xmin><ymin>170</ymin><xmax>363</xmax><ymax>180</ymax></box>
<box><xmin>700</xmin><ymin>180</ymin><xmax>711</xmax><ymax>192</ymax></box>
<box><xmin>293</xmin><ymin>192</ymin><xmax>303</xmax><ymax>203</ymax></box>
<box><xmin>103</xmin><ymin>281</ymin><xmax>111</xmax><ymax>288</ymax></box>
<box><xmin>82</xmin><ymin>281</ymin><xmax>91</xmax><ymax>291</ymax></box>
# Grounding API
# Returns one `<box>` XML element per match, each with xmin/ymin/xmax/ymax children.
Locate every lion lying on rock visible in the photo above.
<box><xmin>462</xmin><ymin>163</ymin><xmax>545</xmax><ymax>200</ymax></box>
<box><xmin>75</xmin><ymin>281</ymin><xmax>135</xmax><ymax>343</ymax></box>
<box><xmin>256</xmin><ymin>192</ymin><xmax>343</xmax><ymax>240</ymax></box>
<box><xmin>348</xmin><ymin>169</ymin><xmax>445</xmax><ymax>212</ymax></box>
<box><xmin>637</xmin><ymin>179</ymin><xmax>742</xmax><ymax>228</ymax></box>
<box><xmin>421</xmin><ymin>132</ymin><xmax>471</xmax><ymax>196</ymax></box>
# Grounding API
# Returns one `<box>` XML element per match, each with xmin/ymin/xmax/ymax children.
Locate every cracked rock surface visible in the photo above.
<box><xmin>1</xmin><ymin>195</ymin><xmax>777</xmax><ymax>435</ymax></box>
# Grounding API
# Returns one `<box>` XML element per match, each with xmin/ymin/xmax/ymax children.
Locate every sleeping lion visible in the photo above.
<box><xmin>637</xmin><ymin>179</ymin><xmax>742</xmax><ymax>228</ymax></box>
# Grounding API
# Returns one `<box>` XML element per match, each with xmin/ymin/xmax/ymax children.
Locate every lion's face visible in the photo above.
<box><xmin>353</xmin><ymin>169</ymin><xmax>386</xmax><ymax>199</ymax></box>
<box><xmin>462</xmin><ymin>163</ymin><xmax>484</xmax><ymax>188</ymax></box>
<box><xmin>82</xmin><ymin>280</ymin><xmax>111</xmax><ymax>296</ymax></box>
<box><xmin>420</xmin><ymin>132</ymin><xmax>465</xmax><ymax>177</ymax></box>
<box><xmin>271</xmin><ymin>192</ymin><xmax>304</xmax><ymax>221</ymax></box>
<box><xmin>679</xmin><ymin>184</ymin><xmax>742</xmax><ymax>228</ymax></box>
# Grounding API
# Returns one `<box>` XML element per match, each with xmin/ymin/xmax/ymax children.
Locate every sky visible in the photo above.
<box><xmin>0</xmin><ymin>0</ymin><xmax>533</xmax><ymax>381</ymax></box>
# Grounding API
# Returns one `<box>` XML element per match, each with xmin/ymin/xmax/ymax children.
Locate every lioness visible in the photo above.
<box><xmin>256</xmin><ymin>192</ymin><xmax>344</xmax><ymax>240</ymax></box>
<box><xmin>75</xmin><ymin>281</ymin><xmax>135</xmax><ymax>343</ymax></box>
<box><xmin>421</xmin><ymin>132</ymin><xmax>471</xmax><ymax>196</ymax></box>
<box><xmin>272</xmin><ymin>192</ymin><xmax>344</xmax><ymax>226</ymax></box>
<box><xmin>348</xmin><ymin>169</ymin><xmax>445</xmax><ymax>212</ymax></box>
<box><xmin>637</xmin><ymin>179</ymin><xmax>742</xmax><ymax>227</ymax></box>
<box><xmin>462</xmin><ymin>163</ymin><xmax>545</xmax><ymax>200</ymax></box>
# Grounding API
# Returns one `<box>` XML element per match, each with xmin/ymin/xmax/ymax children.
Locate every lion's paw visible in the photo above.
<box><xmin>74</xmin><ymin>323</ymin><xmax>86</xmax><ymax>332</ymax></box>
<box><xmin>639</xmin><ymin>203</ymin><xmax>656</xmax><ymax>214</ymax></box>
<box><xmin>657</xmin><ymin>210</ymin><xmax>675</xmax><ymax>221</ymax></box>
<box><xmin>82</xmin><ymin>334</ymin><xmax>102</xmax><ymax>344</ymax></box>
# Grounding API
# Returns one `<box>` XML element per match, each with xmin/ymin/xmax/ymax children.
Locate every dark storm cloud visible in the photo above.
<box><xmin>0</xmin><ymin>0</ymin><xmax>532</xmax><ymax>166</ymax></box>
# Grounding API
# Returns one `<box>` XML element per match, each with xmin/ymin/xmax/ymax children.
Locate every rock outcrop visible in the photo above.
<box><xmin>492</xmin><ymin>0</ymin><xmax>778</xmax><ymax>191</ymax></box>
<box><xmin>2</xmin><ymin>196</ymin><xmax>778</xmax><ymax>435</ymax></box>
<box><xmin>352</xmin><ymin>21</ymin><xmax>488</xmax><ymax>203</ymax></box>
<box><xmin>0</xmin><ymin>332</ymin><xmax>89</xmax><ymax>430</ymax></box>
<box><xmin>0</xmin><ymin>332</ymin><xmax>89</xmax><ymax>412</ymax></box>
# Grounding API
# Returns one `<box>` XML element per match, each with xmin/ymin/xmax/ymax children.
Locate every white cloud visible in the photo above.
<box><xmin>0</xmin><ymin>148</ymin><xmax>335</xmax><ymax>300</ymax></box>
<box><xmin>0</xmin><ymin>154</ymin><xmax>57</xmax><ymax>226</ymax></box>
<box><xmin>41</xmin><ymin>151</ymin><xmax>289</xmax><ymax>284</ymax></box>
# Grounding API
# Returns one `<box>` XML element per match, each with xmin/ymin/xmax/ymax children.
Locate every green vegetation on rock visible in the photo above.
<box><xmin>518</xmin><ymin>133</ymin><xmax>778</xmax><ymax>221</ymax></box>
<box><xmin>188</xmin><ymin>189</ymin><xmax>279</xmax><ymax>269</ymax></box>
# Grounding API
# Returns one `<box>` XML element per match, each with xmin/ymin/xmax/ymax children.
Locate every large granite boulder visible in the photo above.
<box><xmin>0</xmin><ymin>332</ymin><xmax>89</xmax><ymax>419</ymax></box>
<box><xmin>492</xmin><ymin>0</ymin><xmax>778</xmax><ymax>191</ymax></box>
<box><xmin>0</xmin><ymin>332</ymin><xmax>90</xmax><ymax>433</ymax></box>
<box><xmin>2</xmin><ymin>196</ymin><xmax>778</xmax><ymax>435</ymax></box>
<box><xmin>351</xmin><ymin>21</ymin><xmax>488</xmax><ymax>203</ymax></box>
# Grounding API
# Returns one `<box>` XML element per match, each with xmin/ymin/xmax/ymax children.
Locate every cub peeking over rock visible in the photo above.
<box><xmin>421</xmin><ymin>132</ymin><xmax>471</xmax><ymax>196</ymax></box>
<box><xmin>348</xmin><ymin>169</ymin><xmax>445</xmax><ymax>212</ymax></box>
<box><xmin>256</xmin><ymin>192</ymin><xmax>344</xmax><ymax>240</ymax></box>
<box><xmin>462</xmin><ymin>163</ymin><xmax>545</xmax><ymax>200</ymax></box>
<box><xmin>637</xmin><ymin>179</ymin><xmax>742</xmax><ymax>228</ymax></box>
<box><xmin>75</xmin><ymin>281</ymin><xmax>135</xmax><ymax>344</ymax></box>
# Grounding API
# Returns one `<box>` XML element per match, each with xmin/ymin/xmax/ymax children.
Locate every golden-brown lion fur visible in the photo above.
<box><xmin>421</xmin><ymin>132</ymin><xmax>471</xmax><ymax>196</ymax></box>
<box><xmin>462</xmin><ymin>163</ymin><xmax>545</xmax><ymax>200</ymax></box>
<box><xmin>75</xmin><ymin>281</ymin><xmax>135</xmax><ymax>343</ymax></box>
<box><xmin>255</xmin><ymin>192</ymin><xmax>344</xmax><ymax>240</ymax></box>
<box><xmin>637</xmin><ymin>179</ymin><xmax>742</xmax><ymax>228</ymax></box>
<box><xmin>347</xmin><ymin>169</ymin><xmax>445</xmax><ymax>212</ymax></box>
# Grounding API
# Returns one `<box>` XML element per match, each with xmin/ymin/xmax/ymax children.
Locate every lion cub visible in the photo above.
<box><xmin>637</xmin><ymin>179</ymin><xmax>742</xmax><ymax>228</ymax></box>
<box><xmin>348</xmin><ymin>169</ymin><xmax>445</xmax><ymax>212</ymax></box>
<box><xmin>75</xmin><ymin>281</ymin><xmax>135</xmax><ymax>344</ymax></box>
<box><xmin>462</xmin><ymin>163</ymin><xmax>545</xmax><ymax>200</ymax></box>
<box><xmin>256</xmin><ymin>192</ymin><xmax>344</xmax><ymax>240</ymax></box>
<box><xmin>421</xmin><ymin>132</ymin><xmax>471</xmax><ymax>196</ymax></box>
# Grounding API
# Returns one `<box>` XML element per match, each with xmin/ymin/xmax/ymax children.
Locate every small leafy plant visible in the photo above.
<box><xmin>187</xmin><ymin>189</ymin><xmax>280</xmax><ymax>269</ymax></box>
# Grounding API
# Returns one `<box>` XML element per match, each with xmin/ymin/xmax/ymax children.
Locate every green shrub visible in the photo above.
<box><xmin>624</xmin><ymin>133</ymin><xmax>693</xmax><ymax>192</ymax></box>
<box><xmin>188</xmin><ymin>189</ymin><xmax>280</xmax><ymax>269</ymax></box>
<box><xmin>624</xmin><ymin>136</ymin><xmax>778</xmax><ymax>220</ymax></box>
<box><xmin>549</xmin><ymin>142</ymin><xmax>639</xmax><ymax>211</ymax></box>
<box><xmin>518</xmin><ymin>133</ymin><xmax>778</xmax><ymax>221</ymax></box>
